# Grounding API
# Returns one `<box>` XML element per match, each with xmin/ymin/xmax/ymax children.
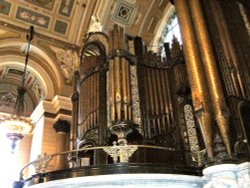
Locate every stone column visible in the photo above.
<box><xmin>189</xmin><ymin>0</ymin><xmax>232</xmax><ymax>158</ymax></box>
<box><xmin>174</xmin><ymin>0</ymin><xmax>214</xmax><ymax>161</ymax></box>
<box><xmin>29</xmin><ymin>96</ymin><xmax>72</xmax><ymax>173</ymax></box>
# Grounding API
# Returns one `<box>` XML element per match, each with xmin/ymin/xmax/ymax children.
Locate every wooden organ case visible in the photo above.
<box><xmin>72</xmin><ymin>26</ymin><xmax>202</xmax><ymax>167</ymax></box>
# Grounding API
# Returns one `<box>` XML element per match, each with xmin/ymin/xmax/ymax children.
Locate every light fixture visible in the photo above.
<box><xmin>0</xmin><ymin>26</ymin><xmax>35</xmax><ymax>152</ymax></box>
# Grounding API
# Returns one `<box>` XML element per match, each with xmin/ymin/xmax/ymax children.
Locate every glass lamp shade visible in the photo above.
<box><xmin>0</xmin><ymin>115</ymin><xmax>34</xmax><ymax>152</ymax></box>
<box><xmin>0</xmin><ymin>115</ymin><xmax>34</xmax><ymax>135</ymax></box>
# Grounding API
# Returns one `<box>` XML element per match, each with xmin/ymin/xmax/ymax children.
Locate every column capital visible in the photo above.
<box><xmin>53</xmin><ymin>119</ymin><xmax>71</xmax><ymax>134</ymax></box>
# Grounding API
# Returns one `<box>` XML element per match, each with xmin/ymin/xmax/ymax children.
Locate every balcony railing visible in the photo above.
<box><xmin>19</xmin><ymin>143</ymin><xmax>179</xmax><ymax>181</ymax></box>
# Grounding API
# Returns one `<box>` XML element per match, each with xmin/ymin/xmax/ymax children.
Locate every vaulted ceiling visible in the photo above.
<box><xmin>0</xmin><ymin>0</ymin><xmax>172</xmax><ymax>115</ymax></box>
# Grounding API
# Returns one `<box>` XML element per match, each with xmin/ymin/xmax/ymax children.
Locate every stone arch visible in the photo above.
<box><xmin>150</xmin><ymin>3</ymin><xmax>175</xmax><ymax>51</ymax></box>
<box><xmin>0</xmin><ymin>39</ymin><xmax>64</xmax><ymax>100</ymax></box>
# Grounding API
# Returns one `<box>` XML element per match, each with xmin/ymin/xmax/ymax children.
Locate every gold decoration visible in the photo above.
<box><xmin>130</xmin><ymin>65</ymin><xmax>141</xmax><ymax>127</ymax></box>
<box><xmin>103</xmin><ymin>140</ymin><xmax>138</xmax><ymax>163</ymax></box>
<box><xmin>184</xmin><ymin>104</ymin><xmax>200</xmax><ymax>162</ymax></box>
<box><xmin>33</xmin><ymin>153</ymin><xmax>53</xmax><ymax>173</ymax></box>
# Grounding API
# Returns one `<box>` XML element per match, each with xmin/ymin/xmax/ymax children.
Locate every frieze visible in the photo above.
<box><xmin>16</xmin><ymin>7</ymin><xmax>50</xmax><ymax>28</ymax></box>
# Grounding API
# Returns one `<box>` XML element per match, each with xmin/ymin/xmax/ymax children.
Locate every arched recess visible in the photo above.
<box><xmin>0</xmin><ymin>58</ymin><xmax>54</xmax><ymax>99</ymax></box>
<box><xmin>0</xmin><ymin>39</ymin><xmax>64</xmax><ymax>98</ymax></box>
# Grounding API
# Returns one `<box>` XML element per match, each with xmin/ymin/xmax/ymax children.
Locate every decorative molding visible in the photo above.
<box><xmin>31</xmin><ymin>95</ymin><xmax>72</xmax><ymax>123</ymax></box>
<box><xmin>112</xmin><ymin>0</ymin><xmax>137</xmax><ymax>26</ymax></box>
<box><xmin>0</xmin><ymin>20</ymin><xmax>80</xmax><ymax>50</ymax></box>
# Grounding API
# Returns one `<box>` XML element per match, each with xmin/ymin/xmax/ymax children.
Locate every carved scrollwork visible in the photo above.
<box><xmin>130</xmin><ymin>65</ymin><xmax>142</xmax><ymax>127</ymax></box>
<box><xmin>184</xmin><ymin>104</ymin><xmax>200</xmax><ymax>162</ymax></box>
<box><xmin>103</xmin><ymin>141</ymin><xmax>138</xmax><ymax>163</ymax></box>
<box><xmin>33</xmin><ymin>153</ymin><xmax>52</xmax><ymax>174</ymax></box>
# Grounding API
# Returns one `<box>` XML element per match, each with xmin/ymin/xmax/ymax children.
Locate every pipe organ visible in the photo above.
<box><xmin>71</xmin><ymin>24</ymin><xmax>250</xmax><ymax>167</ymax></box>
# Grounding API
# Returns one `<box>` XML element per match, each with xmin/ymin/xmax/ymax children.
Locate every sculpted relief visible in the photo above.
<box><xmin>50</xmin><ymin>46</ymin><xmax>79</xmax><ymax>83</ymax></box>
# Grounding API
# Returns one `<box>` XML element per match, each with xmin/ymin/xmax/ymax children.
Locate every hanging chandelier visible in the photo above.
<box><xmin>0</xmin><ymin>26</ymin><xmax>35</xmax><ymax>151</ymax></box>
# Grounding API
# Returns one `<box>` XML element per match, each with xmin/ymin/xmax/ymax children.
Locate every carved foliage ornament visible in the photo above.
<box><xmin>184</xmin><ymin>104</ymin><xmax>200</xmax><ymax>162</ymax></box>
<box><xmin>103</xmin><ymin>141</ymin><xmax>138</xmax><ymax>163</ymax></box>
<box><xmin>33</xmin><ymin>153</ymin><xmax>52</xmax><ymax>173</ymax></box>
<box><xmin>50</xmin><ymin>46</ymin><xmax>79</xmax><ymax>83</ymax></box>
